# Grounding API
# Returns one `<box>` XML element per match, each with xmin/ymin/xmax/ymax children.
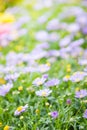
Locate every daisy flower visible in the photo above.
<box><xmin>14</xmin><ymin>104</ymin><xmax>28</xmax><ymax>116</ymax></box>
<box><xmin>35</xmin><ymin>88</ymin><xmax>52</xmax><ymax>97</ymax></box>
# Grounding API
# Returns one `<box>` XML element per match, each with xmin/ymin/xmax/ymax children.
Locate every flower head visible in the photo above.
<box><xmin>0</xmin><ymin>83</ymin><xmax>13</xmax><ymax>96</ymax></box>
<box><xmin>63</xmin><ymin>75</ymin><xmax>70</xmax><ymax>82</ymax></box>
<box><xmin>51</xmin><ymin>111</ymin><xmax>58</xmax><ymax>118</ymax></box>
<box><xmin>4</xmin><ymin>125</ymin><xmax>10</xmax><ymax>130</ymax></box>
<box><xmin>75</xmin><ymin>89</ymin><xmax>87</xmax><ymax>98</ymax></box>
<box><xmin>0</xmin><ymin>13</ymin><xmax>15</xmax><ymax>23</ymax></box>
<box><xmin>32</xmin><ymin>77</ymin><xmax>46</xmax><ymax>86</ymax></box>
<box><xmin>66</xmin><ymin>99</ymin><xmax>71</xmax><ymax>105</ymax></box>
<box><xmin>14</xmin><ymin>104</ymin><xmax>28</xmax><ymax>116</ymax></box>
<box><xmin>70</xmin><ymin>71</ymin><xmax>87</xmax><ymax>82</ymax></box>
<box><xmin>83</xmin><ymin>109</ymin><xmax>87</xmax><ymax>118</ymax></box>
<box><xmin>35</xmin><ymin>88</ymin><xmax>52</xmax><ymax>97</ymax></box>
<box><xmin>45</xmin><ymin>78</ymin><xmax>60</xmax><ymax>87</ymax></box>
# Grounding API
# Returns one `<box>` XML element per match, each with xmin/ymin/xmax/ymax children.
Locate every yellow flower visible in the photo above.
<box><xmin>0</xmin><ymin>78</ymin><xmax>6</xmax><ymax>84</ymax></box>
<box><xmin>66</xmin><ymin>64</ymin><xmax>71</xmax><ymax>72</ymax></box>
<box><xmin>15</xmin><ymin>45</ymin><xmax>23</xmax><ymax>51</ymax></box>
<box><xmin>65</xmin><ymin>75</ymin><xmax>70</xmax><ymax>79</ymax></box>
<box><xmin>0</xmin><ymin>13</ymin><xmax>15</xmax><ymax>23</ymax></box>
<box><xmin>35</xmin><ymin>109</ymin><xmax>40</xmax><ymax>114</ymax></box>
<box><xmin>18</xmin><ymin>86</ymin><xmax>23</xmax><ymax>91</ymax></box>
<box><xmin>0</xmin><ymin>122</ymin><xmax>2</xmax><ymax>127</ymax></box>
<box><xmin>3</xmin><ymin>125</ymin><xmax>10</xmax><ymax>130</ymax></box>
<box><xmin>75</xmin><ymin>87</ymin><xmax>80</xmax><ymax>92</ymax></box>
<box><xmin>20</xmin><ymin>116</ymin><xmax>24</xmax><ymax>120</ymax></box>
<box><xmin>0</xmin><ymin>47</ymin><xmax>2</xmax><ymax>51</ymax></box>
<box><xmin>48</xmin><ymin>112</ymin><xmax>51</xmax><ymax>115</ymax></box>
<box><xmin>45</xmin><ymin>102</ymin><xmax>49</xmax><ymax>106</ymax></box>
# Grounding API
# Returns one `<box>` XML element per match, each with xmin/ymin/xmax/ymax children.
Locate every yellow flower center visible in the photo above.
<box><xmin>37</xmin><ymin>81</ymin><xmax>42</xmax><ymax>85</ymax></box>
<box><xmin>46</xmin><ymin>62</ymin><xmax>51</xmax><ymax>66</ymax></box>
<box><xmin>35</xmin><ymin>109</ymin><xmax>40</xmax><ymax>114</ymax></box>
<box><xmin>42</xmin><ymin>91</ymin><xmax>46</xmax><ymax>96</ymax></box>
<box><xmin>17</xmin><ymin>106</ymin><xmax>23</xmax><ymax>112</ymax></box>
<box><xmin>76</xmin><ymin>78</ymin><xmax>80</xmax><ymax>82</ymax></box>
<box><xmin>18</xmin><ymin>86</ymin><xmax>23</xmax><ymax>91</ymax></box>
<box><xmin>0</xmin><ymin>78</ymin><xmax>6</xmax><ymax>84</ymax></box>
<box><xmin>80</xmin><ymin>94</ymin><xmax>83</xmax><ymax>98</ymax></box>
<box><xmin>65</xmin><ymin>75</ymin><xmax>70</xmax><ymax>79</ymax></box>
<box><xmin>75</xmin><ymin>87</ymin><xmax>80</xmax><ymax>92</ymax></box>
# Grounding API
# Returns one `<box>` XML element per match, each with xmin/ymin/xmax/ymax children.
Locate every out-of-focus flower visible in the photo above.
<box><xmin>63</xmin><ymin>75</ymin><xmax>70</xmax><ymax>82</ymax></box>
<box><xmin>66</xmin><ymin>64</ymin><xmax>71</xmax><ymax>72</ymax></box>
<box><xmin>50</xmin><ymin>111</ymin><xmax>58</xmax><ymax>118</ymax></box>
<box><xmin>78</xmin><ymin>59</ymin><xmax>87</xmax><ymax>66</ymax></box>
<box><xmin>45</xmin><ymin>78</ymin><xmax>60</xmax><ymax>87</ymax></box>
<box><xmin>42</xmin><ymin>74</ymin><xmax>48</xmax><ymax>79</ymax></box>
<box><xmin>3</xmin><ymin>125</ymin><xmax>10</xmax><ymax>130</ymax></box>
<box><xmin>35</xmin><ymin>109</ymin><xmax>40</xmax><ymax>114</ymax></box>
<box><xmin>0</xmin><ymin>83</ymin><xmax>13</xmax><ymax>96</ymax></box>
<box><xmin>0</xmin><ymin>78</ymin><xmax>6</xmax><ymax>84</ymax></box>
<box><xmin>66</xmin><ymin>99</ymin><xmax>71</xmax><ymax>105</ymax></box>
<box><xmin>20</xmin><ymin>116</ymin><xmax>24</xmax><ymax>120</ymax></box>
<box><xmin>35</xmin><ymin>88</ymin><xmax>52</xmax><ymax>97</ymax></box>
<box><xmin>35</xmin><ymin>30</ymin><xmax>49</xmax><ymax>42</ymax></box>
<box><xmin>70</xmin><ymin>71</ymin><xmax>87</xmax><ymax>82</ymax></box>
<box><xmin>75</xmin><ymin>89</ymin><xmax>87</xmax><ymax>98</ymax></box>
<box><xmin>59</xmin><ymin>35</ymin><xmax>72</xmax><ymax>48</ymax></box>
<box><xmin>46</xmin><ymin>19</ymin><xmax>59</xmax><ymax>30</ymax></box>
<box><xmin>83</xmin><ymin>109</ymin><xmax>87</xmax><ymax>118</ymax></box>
<box><xmin>32</xmin><ymin>77</ymin><xmax>46</xmax><ymax>86</ymax></box>
<box><xmin>0</xmin><ymin>13</ymin><xmax>15</xmax><ymax>23</ymax></box>
<box><xmin>5</xmin><ymin>73</ymin><xmax>20</xmax><ymax>81</ymax></box>
<box><xmin>82</xmin><ymin>27</ymin><xmax>87</xmax><ymax>35</ymax></box>
<box><xmin>18</xmin><ymin>86</ymin><xmax>23</xmax><ymax>91</ymax></box>
<box><xmin>45</xmin><ymin>102</ymin><xmax>50</xmax><ymax>106</ymax></box>
<box><xmin>0</xmin><ymin>122</ymin><xmax>2</xmax><ymax>127</ymax></box>
<box><xmin>38</xmin><ymin>64</ymin><xmax>50</xmax><ymax>73</ymax></box>
<box><xmin>14</xmin><ymin>104</ymin><xmax>28</xmax><ymax>116</ymax></box>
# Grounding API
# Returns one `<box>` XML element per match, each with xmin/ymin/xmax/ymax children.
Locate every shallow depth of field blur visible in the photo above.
<box><xmin>0</xmin><ymin>0</ymin><xmax>87</xmax><ymax>130</ymax></box>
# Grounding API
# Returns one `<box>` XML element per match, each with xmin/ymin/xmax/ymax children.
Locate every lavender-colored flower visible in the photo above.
<box><xmin>46</xmin><ymin>19</ymin><xmax>59</xmax><ymax>30</ymax></box>
<box><xmin>35</xmin><ymin>31</ymin><xmax>49</xmax><ymax>42</ymax></box>
<box><xmin>70</xmin><ymin>71</ymin><xmax>87</xmax><ymax>82</ymax></box>
<box><xmin>5</xmin><ymin>73</ymin><xmax>20</xmax><ymax>81</ymax></box>
<box><xmin>30</xmin><ymin>50</ymin><xmax>47</xmax><ymax>60</ymax></box>
<box><xmin>38</xmin><ymin>64</ymin><xmax>50</xmax><ymax>73</ymax></box>
<box><xmin>82</xmin><ymin>27</ymin><xmax>87</xmax><ymax>35</ymax></box>
<box><xmin>59</xmin><ymin>35</ymin><xmax>72</xmax><ymax>48</ymax></box>
<box><xmin>66</xmin><ymin>99</ymin><xmax>71</xmax><ymax>105</ymax></box>
<box><xmin>35</xmin><ymin>88</ymin><xmax>52</xmax><ymax>97</ymax></box>
<box><xmin>63</xmin><ymin>75</ymin><xmax>70</xmax><ymax>82</ymax></box>
<box><xmin>78</xmin><ymin>59</ymin><xmax>87</xmax><ymax>66</ymax></box>
<box><xmin>75</xmin><ymin>89</ymin><xmax>87</xmax><ymax>98</ymax></box>
<box><xmin>45</xmin><ymin>78</ymin><xmax>60</xmax><ymax>87</ymax></box>
<box><xmin>0</xmin><ymin>83</ymin><xmax>13</xmax><ymax>96</ymax></box>
<box><xmin>32</xmin><ymin>77</ymin><xmax>46</xmax><ymax>86</ymax></box>
<box><xmin>47</xmin><ymin>50</ymin><xmax>60</xmax><ymax>57</ymax></box>
<box><xmin>42</xmin><ymin>74</ymin><xmax>48</xmax><ymax>79</ymax></box>
<box><xmin>69</xmin><ymin>39</ymin><xmax>84</xmax><ymax>48</ymax></box>
<box><xmin>66</xmin><ymin>23</ymin><xmax>80</xmax><ymax>33</ymax></box>
<box><xmin>83</xmin><ymin>109</ymin><xmax>87</xmax><ymax>118</ymax></box>
<box><xmin>51</xmin><ymin>111</ymin><xmax>58</xmax><ymax>118</ymax></box>
<box><xmin>14</xmin><ymin>104</ymin><xmax>28</xmax><ymax>116</ymax></box>
<box><xmin>48</xmin><ymin>32</ymin><xmax>59</xmax><ymax>42</ymax></box>
<box><xmin>37</xmin><ymin>15</ymin><xmax>48</xmax><ymax>24</ymax></box>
